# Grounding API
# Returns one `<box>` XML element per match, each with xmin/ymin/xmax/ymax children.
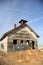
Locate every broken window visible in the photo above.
<box><xmin>13</xmin><ymin>40</ymin><xmax>17</xmax><ymax>45</ymax></box>
<box><xmin>13</xmin><ymin>40</ymin><xmax>17</xmax><ymax>50</ymax></box>
<box><xmin>21</xmin><ymin>40</ymin><xmax>23</xmax><ymax>45</ymax></box>
<box><xmin>21</xmin><ymin>40</ymin><xmax>23</xmax><ymax>43</ymax></box>
<box><xmin>26</xmin><ymin>40</ymin><xmax>29</xmax><ymax>45</ymax></box>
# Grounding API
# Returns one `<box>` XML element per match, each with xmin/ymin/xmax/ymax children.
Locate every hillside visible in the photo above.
<box><xmin>0</xmin><ymin>50</ymin><xmax>43</xmax><ymax>65</ymax></box>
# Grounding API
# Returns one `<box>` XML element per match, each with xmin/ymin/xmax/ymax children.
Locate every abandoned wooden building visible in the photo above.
<box><xmin>0</xmin><ymin>19</ymin><xmax>39</xmax><ymax>53</ymax></box>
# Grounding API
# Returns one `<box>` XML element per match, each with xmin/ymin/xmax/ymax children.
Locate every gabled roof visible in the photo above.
<box><xmin>0</xmin><ymin>23</ymin><xmax>39</xmax><ymax>41</ymax></box>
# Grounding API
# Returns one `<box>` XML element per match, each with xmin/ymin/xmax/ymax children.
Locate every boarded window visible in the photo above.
<box><xmin>13</xmin><ymin>40</ymin><xmax>17</xmax><ymax>45</ymax></box>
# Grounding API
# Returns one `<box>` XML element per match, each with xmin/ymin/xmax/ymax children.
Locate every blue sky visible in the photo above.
<box><xmin>0</xmin><ymin>0</ymin><xmax>43</xmax><ymax>46</ymax></box>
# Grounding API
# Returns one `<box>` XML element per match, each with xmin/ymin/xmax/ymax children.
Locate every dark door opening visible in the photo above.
<box><xmin>32</xmin><ymin>41</ymin><xmax>35</xmax><ymax>49</ymax></box>
<box><xmin>13</xmin><ymin>40</ymin><xmax>17</xmax><ymax>45</ymax></box>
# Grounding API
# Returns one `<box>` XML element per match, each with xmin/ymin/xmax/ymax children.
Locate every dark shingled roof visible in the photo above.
<box><xmin>0</xmin><ymin>23</ymin><xmax>39</xmax><ymax>41</ymax></box>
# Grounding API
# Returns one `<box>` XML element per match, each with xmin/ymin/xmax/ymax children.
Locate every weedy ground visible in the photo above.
<box><xmin>0</xmin><ymin>50</ymin><xmax>43</xmax><ymax>65</ymax></box>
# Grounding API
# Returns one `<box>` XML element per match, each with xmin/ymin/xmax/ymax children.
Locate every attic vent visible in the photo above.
<box><xmin>19</xmin><ymin>19</ymin><xmax>28</xmax><ymax>25</ymax></box>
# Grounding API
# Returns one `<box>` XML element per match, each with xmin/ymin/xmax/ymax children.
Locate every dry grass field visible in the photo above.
<box><xmin>0</xmin><ymin>50</ymin><xmax>43</xmax><ymax>65</ymax></box>
<box><xmin>38</xmin><ymin>46</ymin><xmax>43</xmax><ymax>50</ymax></box>
<box><xmin>38</xmin><ymin>46</ymin><xmax>43</xmax><ymax>52</ymax></box>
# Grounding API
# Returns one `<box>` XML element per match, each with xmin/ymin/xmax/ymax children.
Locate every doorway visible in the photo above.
<box><xmin>32</xmin><ymin>41</ymin><xmax>35</xmax><ymax>49</ymax></box>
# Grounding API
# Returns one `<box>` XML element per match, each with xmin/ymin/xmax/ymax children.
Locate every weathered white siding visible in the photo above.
<box><xmin>0</xmin><ymin>26</ymin><xmax>38</xmax><ymax>53</ymax></box>
<box><xmin>7</xmin><ymin>26</ymin><xmax>38</xmax><ymax>52</ymax></box>
<box><xmin>17</xmin><ymin>27</ymin><xmax>37</xmax><ymax>39</ymax></box>
<box><xmin>8</xmin><ymin>26</ymin><xmax>37</xmax><ymax>40</ymax></box>
<box><xmin>0</xmin><ymin>36</ymin><xmax>8</xmax><ymax>53</ymax></box>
